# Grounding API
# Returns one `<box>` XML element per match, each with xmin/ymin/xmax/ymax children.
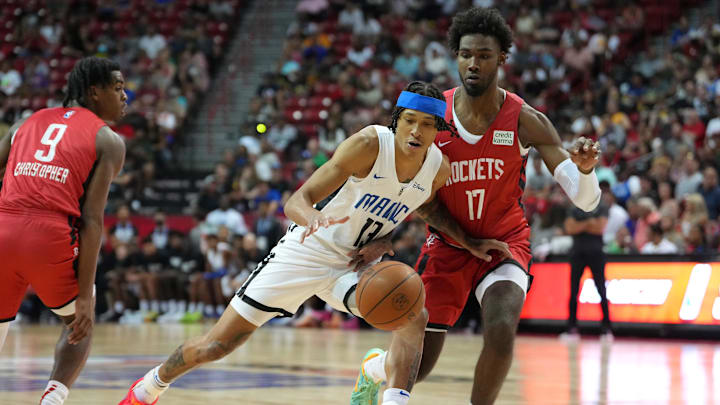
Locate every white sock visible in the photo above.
<box><xmin>188</xmin><ymin>302</ymin><xmax>197</xmax><ymax>313</ymax></box>
<box><xmin>179</xmin><ymin>301</ymin><xmax>187</xmax><ymax>313</ymax></box>
<box><xmin>161</xmin><ymin>301</ymin><xmax>169</xmax><ymax>313</ymax></box>
<box><xmin>140</xmin><ymin>300</ymin><xmax>150</xmax><ymax>312</ymax></box>
<box><xmin>40</xmin><ymin>380</ymin><xmax>69</xmax><ymax>405</ymax></box>
<box><xmin>215</xmin><ymin>304</ymin><xmax>224</xmax><ymax>314</ymax></box>
<box><xmin>151</xmin><ymin>300</ymin><xmax>160</xmax><ymax>312</ymax></box>
<box><xmin>133</xmin><ymin>365</ymin><xmax>169</xmax><ymax>403</ymax></box>
<box><xmin>382</xmin><ymin>388</ymin><xmax>410</xmax><ymax>405</ymax></box>
<box><xmin>363</xmin><ymin>350</ymin><xmax>387</xmax><ymax>383</ymax></box>
<box><xmin>114</xmin><ymin>301</ymin><xmax>125</xmax><ymax>313</ymax></box>
<box><xmin>168</xmin><ymin>300</ymin><xmax>177</xmax><ymax>313</ymax></box>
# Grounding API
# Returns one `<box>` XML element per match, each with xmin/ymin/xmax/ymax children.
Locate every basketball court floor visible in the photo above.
<box><xmin>2</xmin><ymin>323</ymin><xmax>718</xmax><ymax>404</ymax></box>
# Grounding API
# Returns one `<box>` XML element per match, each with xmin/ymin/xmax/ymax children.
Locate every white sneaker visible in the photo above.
<box><xmin>600</xmin><ymin>330</ymin><xmax>614</xmax><ymax>343</ymax></box>
<box><xmin>559</xmin><ymin>328</ymin><xmax>581</xmax><ymax>342</ymax></box>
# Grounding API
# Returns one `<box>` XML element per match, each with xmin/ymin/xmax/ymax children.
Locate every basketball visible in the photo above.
<box><xmin>355</xmin><ymin>261</ymin><xmax>425</xmax><ymax>331</ymax></box>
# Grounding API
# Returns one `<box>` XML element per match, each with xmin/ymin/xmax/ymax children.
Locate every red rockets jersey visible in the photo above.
<box><xmin>0</xmin><ymin>107</ymin><xmax>106</xmax><ymax>219</ymax></box>
<box><xmin>432</xmin><ymin>87</ymin><xmax>530</xmax><ymax>245</ymax></box>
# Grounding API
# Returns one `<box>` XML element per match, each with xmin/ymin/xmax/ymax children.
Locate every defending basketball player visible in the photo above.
<box><xmin>119</xmin><ymin>81</ymin><xmax>451</xmax><ymax>405</ymax></box>
<box><xmin>355</xmin><ymin>8</ymin><xmax>602</xmax><ymax>405</ymax></box>
<box><xmin>0</xmin><ymin>57</ymin><xmax>127</xmax><ymax>405</ymax></box>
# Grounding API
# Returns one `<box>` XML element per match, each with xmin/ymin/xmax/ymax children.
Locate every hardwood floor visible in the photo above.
<box><xmin>1</xmin><ymin>323</ymin><xmax>717</xmax><ymax>404</ymax></box>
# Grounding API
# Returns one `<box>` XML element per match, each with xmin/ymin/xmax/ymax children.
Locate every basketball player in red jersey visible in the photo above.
<box><xmin>355</xmin><ymin>8</ymin><xmax>601</xmax><ymax>405</ymax></box>
<box><xmin>0</xmin><ymin>56</ymin><xmax>126</xmax><ymax>405</ymax></box>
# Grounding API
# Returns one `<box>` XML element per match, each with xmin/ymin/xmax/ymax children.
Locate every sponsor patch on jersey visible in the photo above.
<box><xmin>63</xmin><ymin>110</ymin><xmax>76</xmax><ymax>119</ymax></box>
<box><xmin>492</xmin><ymin>130</ymin><xmax>514</xmax><ymax>146</ymax></box>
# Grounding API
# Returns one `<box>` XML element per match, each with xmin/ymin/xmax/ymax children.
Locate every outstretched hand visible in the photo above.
<box><xmin>300</xmin><ymin>213</ymin><xmax>350</xmax><ymax>243</ymax></box>
<box><xmin>569</xmin><ymin>136</ymin><xmax>601</xmax><ymax>174</ymax></box>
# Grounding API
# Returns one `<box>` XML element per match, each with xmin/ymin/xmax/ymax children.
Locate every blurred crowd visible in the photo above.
<box><xmin>0</xmin><ymin>0</ymin><xmax>242</xmax><ymax>210</ymax></box>
<box><xmin>9</xmin><ymin>0</ymin><xmax>720</xmax><ymax>328</ymax></box>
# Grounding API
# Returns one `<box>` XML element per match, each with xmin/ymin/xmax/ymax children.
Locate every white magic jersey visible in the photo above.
<box><xmin>278</xmin><ymin>125</ymin><xmax>443</xmax><ymax>267</ymax></box>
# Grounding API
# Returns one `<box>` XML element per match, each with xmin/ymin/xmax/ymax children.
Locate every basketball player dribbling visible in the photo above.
<box><xmin>0</xmin><ymin>56</ymin><xmax>127</xmax><ymax>405</ymax></box>
<box><xmin>356</xmin><ymin>8</ymin><xmax>602</xmax><ymax>405</ymax></box>
<box><xmin>119</xmin><ymin>81</ymin><xmax>452</xmax><ymax>405</ymax></box>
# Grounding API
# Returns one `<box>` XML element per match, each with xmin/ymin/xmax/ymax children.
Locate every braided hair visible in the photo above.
<box><xmin>62</xmin><ymin>57</ymin><xmax>121</xmax><ymax>108</ymax></box>
<box><xmin>389</xmin><ymin>81</ymin><xmax>456</xmax><ymax>136</ymax></box>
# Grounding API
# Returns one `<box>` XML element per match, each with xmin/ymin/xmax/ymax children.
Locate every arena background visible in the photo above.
<box><xmin>2</xmin><ymin>0</ymin><xmax>720</xmax><ymax>403</ymax></box>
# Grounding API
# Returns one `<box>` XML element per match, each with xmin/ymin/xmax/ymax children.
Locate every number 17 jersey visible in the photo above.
<box><xmin>0</xmin><ymin>107</ymin><xmax>106</xmax><ymax>219</ymax></box>
<box><xmin>433</xmin><ymin>88</ymin><xmax>530</xmax><ymax>245</ymax></box>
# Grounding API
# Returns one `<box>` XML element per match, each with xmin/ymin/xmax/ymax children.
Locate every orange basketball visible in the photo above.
<box><xmin>356</xmin><ymin>260</ymin><xmax>425</xmax><ymax>331</ymax></box>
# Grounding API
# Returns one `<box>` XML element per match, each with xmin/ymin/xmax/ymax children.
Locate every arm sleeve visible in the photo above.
<box><xmin>553</xmin><ymin>158</ymin><xmax>601</xmax><ymax>212</ymax></box>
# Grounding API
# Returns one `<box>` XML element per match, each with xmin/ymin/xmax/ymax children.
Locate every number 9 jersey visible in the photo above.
<box><xmin>0</xmin><ymin>107</ymin><xmax>106</xmax><ymax>219</ymax></box>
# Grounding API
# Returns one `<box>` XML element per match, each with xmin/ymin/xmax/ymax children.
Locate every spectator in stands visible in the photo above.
<box><xmin>254</xmin><ymin>200</ymin><xmax>284</xmax><ymax>252</ymax></box>
<box><xmin>109</xmin><ymin>204</ymin><xmax>139</xmax><ymax>248</ymax></box>
<box><xmin>641</xmin><ymin>223</ymin><xmax>679</xmax><ymax>254</ymax></box>
<box><xmin>600</xmin><ymin>182</ymin><xmax>629</xmax><ymax>245</ymax></box>
<box><xmin>100</xmin><ymin>243</ymin><xmax>137</xmax><ymax>323</ymax></box>
<box><xmin>206</xmin><ymin>195</ymin><xmax>249</xmax><ymax>239</ymax></box>
<box><xmin>698</xmin><ymin>167</ymin><xmax>720</xmax><ymax>220</ymax></box>
<box><xmin>393</xmin><ymin>46</ymin><xmax>421</xmax><ymax>79</ymax></box>
<box><xmin>681</xmin><ymin>193</ymin><xmax>709</xmax><ymax>236</ymax></box>
<box><xmin>318</xmin><ymin>117</ymin><xmax>347</xmax><ymax>154</ymax></box>
<box><xmin>633</xmin><ymin>197</ymin><xmax>660</xmax><ymax>250</ymax></box>
<box><xmin>134</xmin><ymin>237</ymin><xmax>170</xmax><ymax>322</ymax></box>
<box><xmin>267</xmin><ymin>115</ymin><xmax>298</xmax><ymax>152</ymax></box>
<box><xmin>201</xmin><ymin>231</ymin><xmax>232</xmax><ymax>318</ymax></box>
<box><xmin>347</xmin><ymin>37</ymin><xmax>374</xmax><ymax>68</ymax></box>
<box><xmin>0</xmin><ymin>60</ymin><xmax>22</xmax><ymax>96</ymax></box>
<box><xmin>157</xmin><ymin>231</ymin><xmax>203</xmax><ymax>323</ymax></box>
<box><xmin>659</xmin><ymin>214</ymin><xmax>686</xmax><ymax>252</ymax></box>
<box><xmin>338</xmin><ymin>2</ymin><xmax>364</xmax><ymax>30</ymax></box>
<box><xmin>706</xmin><ymin>104</ymin><xmax>720</xmax><ymax>138</ymax></box>
<box><xmin>150</xmin><ymin>211</ymin><xmax>171</xmax><ymax>251</ymax></box>
<box><xmin>685</xmin><ymin>223</ymin><xmax>710</xmax><ymax>254</ymax></box>
<box><xmin>139</xmin><ymin>25</ymin><xmax>168</xmax><ymax>60</ymax></box>
<box><xmin>605</xmin><ymin>226</ymin><xmax>638</xmax><ymax>254</ymax></box>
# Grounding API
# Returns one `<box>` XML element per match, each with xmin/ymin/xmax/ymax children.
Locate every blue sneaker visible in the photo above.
<box><xmin>350</xmin><ymin>348</ymin><xmax>385</xmax><ymax>405</ymax></box>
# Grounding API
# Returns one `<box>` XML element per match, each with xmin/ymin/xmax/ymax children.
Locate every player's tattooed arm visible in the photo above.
<box><xmin>415</xmin><ymin>154</ymin><xmax>467</xmax><ymax>243</ymax></box>
<box><xmin>415</xmin><ymin>197</ymin><xmax>469</xmax><ymax>245</ymax></box>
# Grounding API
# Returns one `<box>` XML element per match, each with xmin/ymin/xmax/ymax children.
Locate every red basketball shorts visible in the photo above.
<box><xmin>416</xmin><ymin>231</ymin><xmax>532</xmax><ymax>331</ymax></box>
<box><xmin>0</xmin><ymin>212</ymin><xmax>80</xmax><ymax>322</ymax></box>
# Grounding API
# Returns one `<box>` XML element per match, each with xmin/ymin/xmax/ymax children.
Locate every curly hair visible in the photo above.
<box><xmin>447</xmin><ymin>7</ymin><xmax>513</xmax><ymax>54</ymax></box>
<box><xmin>63</xmin><ymin>56</ymin><xmax>121</xmax><ymax>108</ymax></box>
<box><xmin>389</xmin><ymin>81</ymin><xmax>454</xmax><ymax>135</ymax></box>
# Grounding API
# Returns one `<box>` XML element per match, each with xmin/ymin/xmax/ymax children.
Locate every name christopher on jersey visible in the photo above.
<box><xmin>445</xmin><ymin>158</ymin><xmax>505</xmax><ymax>186</ymax></box>
<box><xmin>354</xmin><ymin>193</ymin><xmax>409</xmax><ymax>224</ymax></box>
<box><xmin>13</xmin><ymin>161</ymin><xmax>70</xmax><ymax>184</ymax></box>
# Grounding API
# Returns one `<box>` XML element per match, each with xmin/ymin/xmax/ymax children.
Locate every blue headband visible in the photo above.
<box><xmin>396</xmin><ymin>91</ymin><xmax>446</xmax><ymax>119</ymax></box>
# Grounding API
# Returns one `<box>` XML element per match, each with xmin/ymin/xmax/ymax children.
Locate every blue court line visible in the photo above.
<box><xmin>0</xmin><ymin>357</ymin><xmax>357</xmax><ymax>392</ymax></box>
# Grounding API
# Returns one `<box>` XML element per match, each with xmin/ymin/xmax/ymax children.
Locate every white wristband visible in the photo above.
<box><xmin>553</xmin><ymin>158</ymin><xmax>601</xmax><ymax>212</ymax></box>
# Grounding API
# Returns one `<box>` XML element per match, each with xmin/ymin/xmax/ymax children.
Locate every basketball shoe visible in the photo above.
<box><xmin>350</xmin><ymin>348</ymin><xmax>385</xmax><ymax>405</ymax></box>
<box><xmin>118</xmin><ymin>378</ymin><xmax>158</xmax><ymax>405</ymax></box>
